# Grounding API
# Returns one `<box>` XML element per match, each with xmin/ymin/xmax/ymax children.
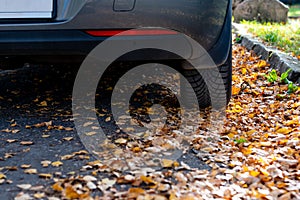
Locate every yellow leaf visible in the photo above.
<box><xmin>250</xmin><ymin>170</ymin><xmax>260</xmax><ymax>177</ymax></box>
<box><xmin>161</xmin><ymin>159</ymin><xmax>174</xmax><ymax>168</ymax></box>
<box><xmin>33</xmin><ymin>193</ymin><xmax>45</xmax><ymax>199</ymax></box>
<box><xmin>169</xmin><ymin>192</ymin><xmax>178</xmax><ymax>200</ymax></box>
<box><xmin>246</xmin><ymin>130</ymin><xmax>256</xmax><ymax>135</ymax></box>
<box><xmin>248</xmin><ymin>113</ymin><xmax>255</xmax><ymax>119</ymax></box>
<box><xmin>260</xmin><ymin>141</ymin><xmax>272</xmax><ymax>147</ymax></box>
<box><xmin>228</xmin><ymin>133</ymin><xmax>235</xmax><ymax>139</ymax></box>
<box><xmin>241</xmin><ymin>68</ymin><xmax>247</xmax><ymax>75</ymax></box>
<box><xmin>24</xmin><ymin>168</ymin><xmax>37</xmax><ymax>174</ymax></box>
<box><xmin>242</xmin><ymin>165</ymin><xmax>249</xmax><ymax>172</ymax></box>
<box><xmin>20</xmin><ymin>164</ymin><xmax>31</xmax><ymax>169</ymax></box>
<box><xmin>61</xmin><ymin>154</ymin><xmax>74</xmax><ymax>160</ymax></box>
<box><xmin>232</xmin><ymin>75</ymin><xmax>239</xmax><ymax>82</ymax></box>
<box><xmin>115</xmin><ymin>138</ymin><xmax>127</xmax><ymax>144</ymax></box>
<box><xmin>276</xmin><ymin>127</ymin><xmax>292</xmax><ymax>134</ymax></box>
<box><xmin>0</xmin><ymin>173</ymin><xmax>6</xmax><ymax>179</ymax></box>
<box><xmin>260</xmin><ymin>168</ymin><xmax>269</xmax><ymax>176</ymax></box>
<box><xmin>256</xmin><ymin>60</ymin><xmax>268</xmax><ymax>68</ymax></box>
<box><xmin>41</xmin><ymin>160</ymin><xmax>51</xmax><ymax>167</ymax></box>
<box><xmin>51</xmin><ymin>161</ymin><xmax>63</xmax><ymax>167</ymax></box>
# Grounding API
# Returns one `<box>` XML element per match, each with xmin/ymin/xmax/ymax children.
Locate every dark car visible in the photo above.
<box><xmin>0</xmin><ymin>0</ymin><xmax>232</xmax><ymax>108</ymax></box>
<box><xmin>279</xmin><ymin>0</ymin><xmax>300</xmax><ymax>5</ymax></box>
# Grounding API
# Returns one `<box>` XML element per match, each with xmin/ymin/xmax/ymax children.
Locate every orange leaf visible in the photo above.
<box><xmin>241</xmin><ymin>147</ymin><xmax>252</xmax><ymax>155</ymax></box>
<box><xmin>140</xmin><ymin>176</ymin><xmax>156</xmax><ymax>185</ymax></box>
<box><xmin>232</xmin><ymin>86</ymin><xmax>240</xmax><ymax>95</ymax></box>
<box><xmin>65</xmin><ymin>186</ymin><xmax>80</xmax><ymax>199</ymax></box>
<box><xmin>52</xmin><ymin>182</ymin><xmax>63</xmax><ymax>192</ymax></box>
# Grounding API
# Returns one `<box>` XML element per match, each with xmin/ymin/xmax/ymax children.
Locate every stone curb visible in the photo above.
<box><xmin>232</xmin><ymin>22</ymin><xmax>300</xmax><ymax>83</ymax></box>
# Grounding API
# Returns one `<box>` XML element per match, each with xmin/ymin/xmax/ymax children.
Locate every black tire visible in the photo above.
<box><xmin>180</xmin><ymin>51</ymin><xmax>232</xmax><ymax>109</ymax></box>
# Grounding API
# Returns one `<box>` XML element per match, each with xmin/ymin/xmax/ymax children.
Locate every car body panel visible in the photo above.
<box><xmin>0</xmin><ymin>0</ymin><xmax>231</xmax><ymax>65</ymax></box>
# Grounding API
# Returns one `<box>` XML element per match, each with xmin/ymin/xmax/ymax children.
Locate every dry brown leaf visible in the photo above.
<box><xmin>38</xmin><ymin>173</ymin><xmax>52</xmax><ymax>179</ymax></box>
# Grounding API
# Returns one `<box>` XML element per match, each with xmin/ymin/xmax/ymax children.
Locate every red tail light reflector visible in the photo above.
<box><xmin>85</xmin><ymin>29</ymin><xmax>178</xmax><ymax>37</ymax></box>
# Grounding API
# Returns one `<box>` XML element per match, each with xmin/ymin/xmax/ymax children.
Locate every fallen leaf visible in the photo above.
<box><xmin>39</xmin><ymin>101</ymin><xmax>47</xmax><ymax>106</ymax></box>
<box><xmin>17</xmin><ymin>184</ymin><xmax>32</xmax><ymax>190</ymax></box>
<box><xmin>0</xmin><ymin>173</ymin><xmax>6</xmax><ymax>179</ymax></box>
<box><xmin>14</xmin><ymin>193</ymin><xmax>32</xmax><ymax>200</ymax></box>
<box><xmin>41</xmin><ymin>160</ymin><xmax>51</xmax><ymax>167</ymax></box>
<box><xmin>38</xmin><ymin>173</ymin><xmax>52</xmax><ymax>179</ymax></box>
<box><xmin>61</xmin><ymin>154</ymin><xmax>74</xmax><ymax>160</ymax></box>
<box><xmin>115</xmin><ymin>138</ymin><xmax>127</xmax><ymax>144</ymax></box>
<box><xmin>85</xmin><ymin>131</ymin><xmax>97</xmax><ymax>136</ymax></box>
<box><xmin>161</xmin><ymin>159</ymin><xmax>174</xmax><ymax>168</ymax></box>
<box><xmin>33</xmin><ymin>193</ymin><xmax>45</xmax><ymax>199</ymax></box>
<box><xmin>140</xmin><ymin>176</ymin><xmax>156</xmax><ymax>185</ymax></box>
<box><xmin>63</xmin><ymin>137</ymin><xmax>73</xmax><ymax>141</ymax></box>
<box><xmin>83</xmin><ymin>122</ymin><xmax>93</xmax><ymax>127</ymax></box>
<box><xmin>52</xmin><ymin>182</ymin><xmax>63</xmax><ymax>192</ymax></box>
<box><xmin>19</xmin><ymin>164</ymin><xmax>30</xmax><ymax>169</ymax></box>
<box><xmin>20</xmin><ymin>141</ymin><xmax>33</xmax><ymax>146</ymax></box>
<box><xmin>24</xmin><ymin>169</ymin><xmax>37</xmax><ymax>174</ymax></box>
<box><xmin>6</xmin><ymin>139</ymin><xmax>17</xmax><ymax>143</ymax></box>
<box><xmin>51</xmin><ymin>161</ymin><xmax>63</xmax><ymax>167</ymax></box>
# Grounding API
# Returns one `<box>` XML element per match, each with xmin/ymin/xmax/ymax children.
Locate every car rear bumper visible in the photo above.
<box><xmin>0</xmin><ymin>1</ymin><xmax>232</xmax><ymax>66</ymax></box>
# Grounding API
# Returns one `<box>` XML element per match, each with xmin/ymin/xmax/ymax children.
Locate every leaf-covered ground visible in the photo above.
<box><xmin>1</xmin><ymin>42</ymin><xmax>299</xmax><ymax>199</ymax></box>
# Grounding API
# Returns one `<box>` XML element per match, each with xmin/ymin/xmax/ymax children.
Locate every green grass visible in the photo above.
<box><xmin>289</xmin><ymin>4</ymin><xmax>300</xmax><ymax>17</ymax></box>
<box><xmin>241</xmin><ymin>19</ymin><xmax>300</xmax><ymax>59</ymax></box>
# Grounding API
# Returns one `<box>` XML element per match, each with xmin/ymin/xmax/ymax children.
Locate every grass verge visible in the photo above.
<box><xmin>288</xmin><ymin>4</ymin><xmax>300</xmax><ymax>17</ymax></box>
<box><xmin>241</xmin><ymin>19</ymin><xmax>300</xmax><ymax>59</ymax></box>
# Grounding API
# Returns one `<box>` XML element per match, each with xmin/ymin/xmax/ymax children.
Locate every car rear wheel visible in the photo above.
<box><xmin>180</xmin><ymin>50</ymin><xmax>232</xmax><ymax>109</ymax></box>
